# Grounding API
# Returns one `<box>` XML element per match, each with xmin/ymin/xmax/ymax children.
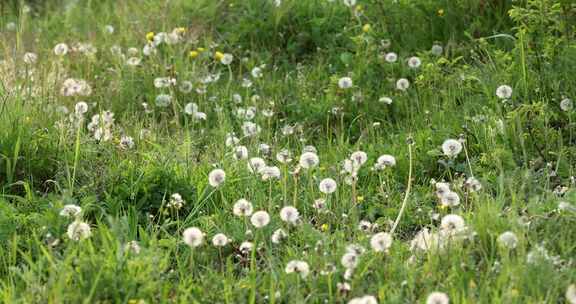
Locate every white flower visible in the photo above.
<box><xmin>239</xmin><ymin>241</ymin><xmax>254</xmax><ymax>254</ymax></box>
<box><xmin>251</xmin><ymin>67</ymin><xmax>263</xmax><ymax>78</ymax></box>
<box><xmin>285</xmin><ymin>260</ymin><xmax>310</xmax><ymax>278</ymax></box>
<box><xmin>374</xmin><ymin>154</ymin><xmax>396</xmax><ymax>170</ymax></box>
<box><xmin>431</xmin><ymin>44</ymin><xmax>443</xmax><ymax>56</ymax></box>
<box><xmin>54</xmin><ymin>43</ymin><xmax>69</xmax><ymax>56</ymax></box>
<box><xmin>279</xmin><ymin>206</ymin><xmax>300</xmax><ymax>224</ymax></box>
<box><xmin>566</xmin><ymin>284</ymin><xmax>576</xmax><ymax>304</ymax></box>
<box><xmin>233</xmin><ymin>145</ymin><xmax>249</xmax><ymax>160</ymax></box>
<box><xmin>241</xmin><ymin>121</ymin><xmax>261</xmax><ymax>137</ymax></box>
<box><xmin>299</xmin><ymin>152</ymin><xmax>320</xmax><ymax>169</ymax></box>
<box><xmin>272</xmin><ymin>228</ymin><xmax>288</xmax><ymax>244</ymax></box>
<box><xmin>350</xmin><ymin>151</ymin><xmax>368</xmax><ymax>167</ymax></box>
<box><xmin>560</xmin><ymin>98</ymin><xmax>573</xmax><ymax>112</ymax></box>
<box><xmin>233</xmin><ymin>199</ymin><xmax>253</xmax><ymax>217</ymax></box>
<box><xmin>385</xmin><ymin>52</ymin><xmax>398</xmax><ymax>63</ymax></box>
<box><xmin>439</xmin><ymin>191</ymin><xmax>460</xmax><ymax>207</ymax></box>
<box><xmin>167</xmin><ymin>193</ymin><xmax>185</xmax><ymax>209</ymax></box>
<box><xmin>497</xmin><ymin>231</ymin><xmax>518</xmax><ymax>249</ymax></box>
<box><xmin>75</xmin><ymin>101</ymin><xmax>89</xmax><ymax>116</ymax></box>
<box><xmin>370</xmin><ymin>232</ymin><xmax>393</xmax><ymax>252</ymax></box>
<box><xmin>496</xmin><ymin>85</ymin><xmax>513</xmax><ymax>99</ymax></box>
<box><xmin>343</xmin><ymin>0</ymin><xmax>356</xmax><ymax>7</ymax></box>
<box><xmin>338</xmin><ymin>77</ymin><xmax>353</xmax><ymax>89</ymax></box>
<box><xmin>119</xmin><ymin>135</ymin><xmax>135</xmax><ymax>150</ymax></box>
<box><xmin>59</xmin><ymin>204</ymin><xmax>82</xmax><ymax>218</ymax></box>
<box><xmin>155</xmin><ymin>94</ymin><xmax>172</xmax><ymax>107</ymax></box>
<box><xmin>276</xmin><ymin>149</ymin><xmax>293</xmax><ymax>163</ymax></box>
<box><xmin>440</xmin><ymin>214</ymin><xmax>466</xmax><ymax>237</ymax></box>
<box><xmin>407</xmin><ymin>56</ymin><xmax>421</xmax><ymax>68</ymax></box>
<box><xmin>251</xmin><ymin>211</ymin><xmax>270</xmax><ymax>228</ymax></box>
<box><xmin>426</xmin><ymin>292</ymin><xmax>449</xmax><ymax>304</ymax></box>
<box><xmin>261</xmin><ymin>166</ymin><xmax>281</xmax><ymax>180</ymax></box>
<box><xmin>225</xmin><ymin>134</ymin><xmax>240</xmax><ymax>147</ymax></box>
<box><xmin>212</xmin><ymin>233</ymin><xmax>230</xmax><ymax>247</ymax></box>
<box><xmin>221</xmin><ymin>53</ymin><xmax>234</xmax><ymax>65</ymax></box>
<box><xmin>208</xmin><ymin>169</ymin><xmax>226</xmax><ymax>187</ymax></box>
<box><xmin>341</xmin><ymin>252</ymin><xmax>359</xmax><ymax>269</ymax></box>
<box><xmin>23</xmin><ymin>52</ymin><xmax>38</xmax><ymax>64</ymax></box>
<box><xmin>378</xmin><ymin>96</ymin><xmax>393</xmax><ymax>104</ymax></box>
<box><xmin>67</xmin><ymin>221</ymin><xmax>91</xmax><ymax>241</ymax></box>
<box><xmin>441</xmin><ymin>139</ymin><xmax>462</xmax><ymax>157</ymax></box>
<box><xmin>126</xmin><ymin>57</ymin><xmax>141</xmax><ymax>66</ymax></box>
<box><xmin>179</xmin><ymin>81</ymin><xmax>193</xmax><ymax>93</ymax></box>
<box><xmin>435</xmin><ymin>182</ymin><xmax>451</xmax><ymax>197</ymax></box>
<box><xmin>464</xmin><ymin>177</ymin><xmax>482</xmax><ymax>192</ymax></box>
<box><xmin>348</xmin><ymin>295</ymin><xmax>378</xmax><ymax>304</ymax></box>
<box><xmin>183</xmin><ymin>227</ymin><xmax>204</xmax><ymax>247</ymax></box>
<box><xmin>319</xmin><ymin>178</ymin><xmax>337</xmax><ymax>194</ymax></box>
<box><xmin>410</xmin><ymin>228</ymin><xmax>442</xmax><ymax>252</ymax></box>
<box><xmin>124</xmin><ymin>240</ymin><xmax>141</xmax><ymax>254</ymax></box>
<box><xmin>396</xmin><ymin>78</ymin><xmax>410</xmax><ymax>91</ymax></box>
<box><xmin>248</xmin><ymin>157</ymin><xmax>266</xmax><ymax>174</ymax></box>
<box><xmin>154</xmin><ymin>77</ymin><xmax>175</xmax><ymax>88</ymax></box>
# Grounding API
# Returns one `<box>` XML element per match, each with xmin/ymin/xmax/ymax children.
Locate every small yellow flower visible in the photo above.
<box><xmin>357</xmin><ymin>196</ymin><xmax>364</xmax><ymax>203</ymax></box>
<box><xmin>362</xmin><ymin>24</ymin><xmax>371</xmax><ymax>33</ymax></box>
<box><xmin>437</xmin><ymin>9</ymin><xmax>445</xmax><ymax>17</ymax></box>
<box><xmin>214</xmin><ymin>51</ymin><xmax>224</xmax><ymax>61</ymax></box>
<box><xmin>175</xmin><ymin>27</ymin><xmax>186</xmax><ymax>34</ymax></box>
<box><xmin>197</xmin><ymin>47</ymin><xmax>206</xmax><ymax>52</ymax></box>
<box><xmin>321</xmin><ymin>223</ymin><xmax>329</xmax><ymax>232</ymax></box>
<box><xmin>189</xmin><ymin>50</ymin><xmax>199</xmax><ymax>59</ymax></box>
<box><xmin>355</xmin><ymin>5</ymin><xmax>363</xmax><ymax>12</ymax></box>
<box><xmin>146</xmin><ymin>32</ymin><xmax>155</xmax><ymax>42</ymax></box>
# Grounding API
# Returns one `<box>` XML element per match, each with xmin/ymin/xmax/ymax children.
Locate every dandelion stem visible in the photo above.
<box><xmin>390</xmin><ymin>141</ymin><xmax>413</xmax><ymax>235</ymax></box>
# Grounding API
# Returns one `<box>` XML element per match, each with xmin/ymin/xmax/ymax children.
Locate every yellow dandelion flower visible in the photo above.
<box><xmin>175</xmin><ymin>27</ymin><xmax>186</xmax><ymax>34</ymax></box>
<box><xmin>321</xmin><ymin>223</ymin><xmax>329</xmax><ymax>232</ymax></box>
<box><xmin>214</xmin><ymin>51</ymin><xmax>224</xmax><ymax>61</ymax></box>
<box><xmin>362</xmin><ymin>24</ymin><xmax>371</xmax><ymax>33</ymax></box>
<box><xmin>189</xmin><ymin>50</ymin><xmax>199</xmax><ymax>59</ymax></box>
<box><xmin>357</xmin><ymin>196</ymin><xmax>364</xmax><ymax>203</ymax></box>
<box><xmin>146</xmin><ymin>32</ymin><xmax>155</xmax><ymax>42</ymax></box>
<box><xmin>197</xmin><ymin>47</ymin><xmax>206</xmax><ymax>52</ymax></box>
<box><xmin>437</xmin><ymin>9</ymin><xmax>445</xmax><ymax>17</ymax></box>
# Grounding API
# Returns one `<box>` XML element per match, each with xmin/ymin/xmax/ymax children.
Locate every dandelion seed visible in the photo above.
<box><xmin>241</xmin><ymin>121</ymin><xmax>261</xmax><ymax>137</ymax></box>
<box><xmin>426</xmin><ymin>292</ymin><xmax>449</xmax><ymax>304</ymax></box>
<box><xmin>23</xmin><ymin>52</ymin><xmax>38</xmax><ymax>64</ymax></box>
<box><xmin>233</xmin><ymin>199</ymin><xmax>253</xmax><ymax>217</ymax></box>
<box><xmin>54</xmin><ymin>43</ymin><xmax>69</xmax><ymax>56</ymax></box>
<box><xmin>212</xmin><ymin>233</ymin><xmax>230</xmax><ymax>247</ymax></box>
<box><xmin>272</xmin><ymin>228</ymin><xmax>288</xmax><ymax>244</ymax></box>
<box><xmin>374</xmin><ymin>154</ymin><xmax>396</xmax><ymax>170</ymax></box>
<box><xmin>239</xmin><ymin>241</ymin><xmax>254</xmax><ymax>254</ymax></box>
<box><xmin>285</xmin><ymin>260</ymin><xmax>310</xmax><ymax>278</ymax></box>
<box><xmin>59</xmin><ymin>204</ymin><xmax>82</xmax><ymax>218</ymax></box>
<box><xmin>496</xmin><ymin>85</ymin><xmax>513</xmax><ymax>99</ymax></box>
<box><xmin>183</xmin><ymin>227</ymin><xmax>204</xmax><ymax>247</ymax></box>
<box><xmin>67</xmin><ymin>221</ymin><xmax>91</xmax><ymax>241</ymax></box>
<box><xmin>75</xmin><ymin>101</ymin><xmax>89</xmax><ymax>116</ymax></box>
<box><xmin>313</xmin><ymin>198</ymin><xmax>327</xmax><ymax>211</ymax></box>
<box><xmin>208</xmin><ymin>169</ymin><xmax>226</xmax><ymax>187</ymax></box>
<box><xmin>440</xmin><ymin>214</ymin><xmax>466</xmax><ymax>237</ymax></box>
<box><xmin>385</xmin><ymin>52</ymin><xmax>398</xmax><ymax>63</ymax></box>
<box><xmin>497</xmin><ymin>231</ymin><xmax>518</xmax><ymax>249</ymax></box>
<box><xmin>338</xmin><ymin>77</ymin><xmax>353</xmax><ymax>89</ymax></box>
<box><xmin>431</xmin><ymin>44</ymin><xmax>443</xmax><ymax>56</ymax></box>
<box><xmin>341</xmin><ymin>252</ymin><xmax>359</xmax><ymax>269</ymax></box>
<box><xmin>179</xmin><ymin>81</ymin><xmax>193</xmax><ymax>93</ymax></box>
<box><xmin>233</xmin><ymin>145</ymin><xmax>249</xmax><ymax>160</ymax></box>
<box><xmin>319</xmin><ymin>178</ymin><xmax>337</xmax><ymax>194</ymax></box>
<box><xmin>396</xmin><ymin>78</ymin><xmax>410</xmax><ymax>91</ymax></box>
<box><xmin>441</xmin><ymin>139</ymin><xmax>462</xmax><ymax>157</ymax></box>
<box><xmin>104</xmin><ymin>25</ymin><xmax>115</xmax><ymax>34</ymax></box>
<box><xmin>407</xmin><ymin>56</ymin><xmax>421</xmax><ymax>68</ymax></box>
<box><xmin>370</xmin><ymin>232</ymin><xmax>393</xmax><ymax>252</ymax></box>
<box><xmin>155</xmin><ymin>94</ymin><xmax>172</xmax><ymax>107</ymax></box>
<box><xmin>299</xmin><ymin>152</ymin><xmax>320</xmax><ymax>169</ymax></box>
<box><xmin>247</xmin><ymin>157</ymin><xmax>266</xmax><ymax>174</ymax></box>
<box><xmin>251</xmin><ymin>211</ymin><xmax>270</xmax><ymax>228</ymax></box>
<box><xmin>167</xmin><ymin>193</ymin><xmax>185</xmax><ymax>210</ymax></box>
<box><xmin>350</xmin><ymin>151</ymin><xmax>368</xmax><ymax>167</ymax></box>
<box><xmin>560</xmin><ymin>98</ymin><xmax>573</xmax><ymax>112</ymax></box>
<box><xmin>276</xmin><ymin>149</ymin><xmax>293</xmax><ymax>163</ymax></box>
<box><xmin>119</xmin><ymin>135</ymin><xmax>135</xmax><ymax>150</ymax></box>
<box><xmin>279</xmin><ymin>206</ymin><xmax>300</xmax><ymax>224</ymax></box>
<box><xmin>251</xmin><ymin>67</ymin><xmax>263</xmax><ymax>78</ymax></box>
<box><xmin>221</xmin><ymin>53</ymin><xmax>234</xmax><ymax>65</ymax></box>
<box><xmin>440</xmin><ymin>191</ymin><xmax>460</xmax><ymax>207</ymax></box>
<box><xmin>410</xmin><ymin>228</ymin><xmax>442</xmax><ymax>252</ymax></box>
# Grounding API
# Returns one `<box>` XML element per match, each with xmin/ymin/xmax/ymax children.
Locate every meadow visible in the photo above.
<box><xmin>0</xmin><ymin>0</ymin><xmax>575</xmax><ymax>303</ymax></box>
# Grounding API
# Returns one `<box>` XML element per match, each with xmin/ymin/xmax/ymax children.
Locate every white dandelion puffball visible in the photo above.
<box><xmin>299</xmin><ymin>152</ymin><xmax>320</xmax><ymax>169</ymax></box>
<box><xmin>497</xmin><ymin>231</ymin><xmax>518</xmax><ymax>249</ymax></box>
<box><xmin>285</xmin><ymin>260</ymin><xmax>310</xmax><ymax>278</ymax></box>
<box><xmin>212</xmin><ymin>233</ymin><xmax>230</xmax><ymax>247</ymax></box>
<box><xmin>221</xmin><ymin>53</ymin><xmax>234</xmax><ymax>65</ymax></box>
<box><xmin>260</xmin><ymin>166</ymin><xmax>281</xmax><ymax>181</ymax></box>
<box><xmin>560</xmin><ymin>98</ymin><xmax>573</xmax><ymax>112</ymax></box>
<box><xmin>54</xmin><ymin>43</ymin><xmax>69</xmax><ymax>56</ymax></box>
<box><xmin>208</xmin><ymin>169</ymin><xmax>226</xmax><ymax>187</ymax></box>
<box><xmin>350</xmin><ymin>151</ymin><xmax>368</xmax><ymax>167</ymax></box>
<box><xmin>408</xmin><ymin>56</ymin><xmax>422</xmax><ymax>68</ymax></box>
<box><xmin>59</xmin><ymin>204</ymin><xmax>82</xmax><ymax>218</ymax></box>
<box><xmin>338</xmin><ymin>77</ymin><xmax>353</xmax><ymax>89</ymax></box>
<box><xmin>348</xmin><ymin>295</ymin><xmax>378</xmax><ymax>304</ymax></box>
<box><xmin>119</xmin><ymin>135</ymin><xmax>135</xmax><ymax>150</ymax></box>
<box><xmin>370</xmin><ymin>232</ymin><xmax>393</xmax><ymax>252</ymax></box>
<box><xmin>440</xmin><ymin>191</ymin><xmax>460</xmax><ymax>207</ymax></box>
<box><xmin>233</xmin><ymin>199</ymin><xmax>253</xmax><ymax>217</ymax></box>
<box><xmin>247</xmin><ymin>157</ymin><xmax>266</xmax><ymax>174</ymax></box>
<box><xmin>233</xmin><ymin>145</ymin><xmax>249</xmax><ymax>160</ymax></box>
<box><xmin>379</xmin><ymin>96</ymin><xmax>393</xmax><ymax>105</ymax></box>
<box><xmin>23</xmin><ymin>52</ymin><xmax>38</xmax><ymax>64</ymax></box>
<box><xmin>341</xmin><ymin>252</ymin><xmax>359</xmax><ymax>269</ymax></box>
<box><xmin>440</xmin><ymin>214</ymin><xmax>466</xmax><ymax>236</ymax></box>
<box><xmin>431</xmin><ymin>44</ymin><xmax>443</xmax><ymax>56</ymax></box>
<box><xmin>375</xmin><ymin>154</ymin><xmax>396</xmax><ymax>169</ymax></box>
<box><xmin>496</xmin><ymin>85</ymin><xmax>513</xmax><ymax>99</ymax></box>
<box><xmin>124</xmin><ymin>240</ymin><xmax>141</xmax><ymax>254</ymax></box>
<box><xmin>566</xmin><ymin>284</ymin><xmax>576</xmax><ymax>304</ymax></box>
<box><xmin>251</xmin><ymin>210</ymin><xmax>270</xmax><ymax>228</ymax></box>
<box><xmin>385</xmin><ymin>52</ymin><xmax>398</xmax><ymax>63</ymax></box>
<box><xmin>75</xmin><ymin>101</ymin><xmax>89</xmax><ymax>116</ymax></box>
<box><xmin>272</xmin><ymin>228</ymin><xmax>288</xmax><ymax>244</ymax></box>
<box><xmin>396</xmin><ymin>78</ymin><xmax>410</xmax><ymax>91</ymax></box>
<box><xmin>441</xmin><ymin>139</ymin><xmax>463</xmax><ymax>157</ymax></box>
<box><xmin>183</xmin><ymin>227</ymin><xmax>204</xmax><ymax>247</ymax></box>
<box><xmin>319</xmin><ymin>178</ymin><xmax>337</xmax><ymax>194</ymax></box>
<box><xmin>155</xmin><ymin>94</ymin><xmax>172</xmax><ymax>107</ymax></box>
<box><xmin>343</xmin><ymin>0</ymin><xmax>356</xmax><ymax>7</ymax></box>
<box><xmin>67</xmin><ymin>221</ymin><xmax>91</xmax><ymax>241</ymax></box>
<box><xmin>426</xmin><ymin>291</ymin><xmax>449</xmax><ymax>304</ymax></box>
<box><xmin>279</xmin><ymin>206</ymin><xmax>300</xmax><ymax>224</ymax></box>
<box><xmin>251</xmin><ymin>67</ymin><xmax>263</xmax><ymax>78</ymax></box>
<box><xmin>464</xmin><ymin>177</ymin><xmax>482</xmax><ymax>192</ymax></box>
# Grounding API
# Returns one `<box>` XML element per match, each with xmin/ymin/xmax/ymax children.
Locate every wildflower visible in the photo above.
<box><xmin>239</xmin><ymin>241</ymin><xmax>254</xmax><ymax>254</ymax></box>
<box><xmin>407</xmin><ymin>56</ymin><xmax>421</xmax><ymax>68</ymax></box>
<box><xmin>146</xmin><ymin>32</ymin><xmax>155</xmax><ymax>42</ymax></box>
<box><xmin>313</xmin><ymin>198</ymin><xmax>327</xmax><ymax>211</ymax></box>
<box><xmin>126</xmin><ymin>57</ymin><xmax>141</xmax><ymax>66</ymax></box>
<box><xmin>567</xmin><ymin>284</ymin><xmax>576</xmax><ymax>304</ymax></box>
<box><xmin>251</xmin><ymin>211</ymin><xmax>270</xmax><ymax>228</ymax></box>
<box><xmin>220</xmin><ymin>53</ymin><xmax>233</xmax><ymax>65</ymax></box>
<box><xmin>385</xmin><ymin>52</ymin><xmax>398</xmax><ymax>63</ymax></box>
<box><xmin>348</xmin><ymin>295</ymin><xmax>378</xmax><ymax>304</ymax></box>
<box><xmin>379</xmin><ymin>96</ymin><xmax>393</xmax><ymax>104</ymax></box>
<box><xmin>75</xmin><ymin>101</ymin><xmax>89</xmax><ymax>116</ymax></box>
<box><xmin>212</xmin><ymin>233</ymin><xmax>230</xmax><ymax>247</ymax></box>
<box><xmin>431</xmin><ymin>44</ymin><xmax>443</xmax><ymax>56</ymax></box>
<box><xmin>183</xmin><ymin>227</ymin><xmax>204</xmax><ymax>247</ymax></box>
<box><xmin>374</xmin><ymin>154</ymin><xmax>396</xmax><ymax>170</ymax></box>
<box><xmin>233</xmin><ymin>199</ymin><xmax>253</xmax><ymax>217</ymax></box>
<box><xmin>167</xmin><ymin>193</ymin><xmax>185</xmax><ymax>209</ymax></box>
<box><xmin>426</xmin><ymin>292</ymin><xmax>449</xmax><ymax>304</ymax></box>
<box><xmin>251</xmin><ymin>67</ymin><xmax>263</xmax><ymax>78</ymax></box>
<box><xmin>439</xmin><ymin>191</ymin><xmax>460</xmax><ymax>207</ymax></box>
<box><xmin>59</xmin><ymin>204</ymin><xmax>82</xmax><ymax>218</ymax></box>
<box><xmin>119</xmin><ymin>135</ymin><xmax>135</xmax><ymax>150</ymax></box>
<box><xmin>464</xmin><ymin>177</ymin><xmax>482</xmax><ymax>192</ymax></box>
<box><xmin>299</xmin><ymin>152</ymin><xmax>320</xmax><ymax>169</ymax></box>
<box><xmin>410</xmin><ymin>228</ymin><xmax>442</xmax><ymax>252</ymax></box>
<box><xmin>124</xmin><ymin>241</ymin><xmax>141</xmax><ymax>254</ymax></box>
<box><xmin>497</xmin><ymin>231</ymin><xmax>518</xmax><ymax>249</ymax></box>
<box><xmin>279</xmin><ymin>206</ymin><xmax>300</xmax><ymax>224</ymax></box>
<box><xmin>362</xmin><ymin>24</ymin><xmax>371</xmax><ymax>33</ymax></box>
<box><xmin>261</xmin><ymin>166</ymin><xmax>281</xmax><ymax>180</ymax></box>
<box><xmin>179</xmin><ymin>81</ymin><xmax>193</xmax><ymax>93</ymax></box>
<box><xmin>61</xmin><ymin>78</ymin><xmax>92</xmax><ymax>97</ymax></box>
<box><xmin>189</xmin><ymin>50</ymin><xmax>199</xmax><ymax>59</ymax></box>
<box><xmin>441</xmin><ymin>139</ymin><xmax>462</xmax><ymax>157</ymax></box>
<box><xmin>272</xmin><ymin>228</ymin><xmax>288</xmax><ymax>244</ymax></box>
<box><xmin>496</xmin><ymin>85</ymin><xmax>513</xmax><ymax>99</ymax></box>
<box><xmin>350</xmin><ymin>151</ymin><xmax>368</xmax><ymax>167</ymax></box>
<box><xmin>208</xmin><ymin>169</ymin><xmax>226</xmax><ymax>187</ymax></box>
<box><xmin>241</xmin><ymin>121</ymin><xmax>261</xmax><ymax>137</ymax></box>
<box><xmin>396</xmin><ymin>78</ymin><xmax>410</xmax><ymax>91</ymax></box>
<box><xmin>285</xmin><ymin>260</ymin><xmax>310</xmax><ymax>278</ymax></box>
<box><xmin>341</xmin><ymin>252</ymin><xmax>359</xmax><ymax>269</ymax></box>
<box><xmin>233</xmin><ymin>146</ymin><xmax>249</xmax><ymax>160</ymax></box>
<box><xmin>370</xmin><ymin>232</ymin><xmax>393</xmax><ymax>252</ymax></box>
<box><xmin>343</xmin><ymin>0</ymin><xmax>356</xmax><ymax>7</ymax></box>
<box><xmin>560</xmin><ymin>98</ymin><xmax>573</xmax><ymax>112</ymax></box>
<box><xmin>319</xmin><ymin>178</ymin><xmax>337</xmax><ymax>194</ymax></box>
<box><xmin>338</xmin><ymin>77</ymin><xmax>353</xmax><ymax>89</ymax></box>
<box><xmin>248</xmin><ymin>157</ymin><xmax>266</xmax><ymax>174</ymax></box>
<box><xmin>67</xmin><ymin>221</ymin><xmax>92</xmax><ymax>241</ymax></box>
<box><xmin>154</xmin><ymin>94</ymin><xmax>172</xmax><ymax>107</ymax></box>
<box><xmin>23</xmin><ymin>52</ymin><xmax>38</xmax><ymax>64</ymax></box>
<box><xmin>440</xmin><ymin>214</ymin><xmax>467</xmax><ymax>237</ymax></box>
<box><xmin>54</xmin><ymin>43</ymin><xmax>69</xmax><ymax>56</ymax></box>
<box><xmin>276</xmin><ymin>149</ymin><xmax>293</xmax><ymax>163</ymax></box>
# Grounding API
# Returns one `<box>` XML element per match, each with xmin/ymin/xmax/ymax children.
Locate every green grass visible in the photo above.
<box><xmin>0</xmin><ymin>0</ymin><xmax>575</xmax><ymax>303</ymax></box>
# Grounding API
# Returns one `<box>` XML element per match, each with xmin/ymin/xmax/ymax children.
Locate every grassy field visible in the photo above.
<box><xmin>1</xmin><ymin>0</ymin><xmax>575</xmax><ymax>303</ymax></box>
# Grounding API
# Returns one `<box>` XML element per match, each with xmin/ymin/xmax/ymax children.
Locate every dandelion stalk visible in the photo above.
<box><xmin>390</xmin><ymin>139</ymin><xmax>413</xmax><ymax>235</ymax></box>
